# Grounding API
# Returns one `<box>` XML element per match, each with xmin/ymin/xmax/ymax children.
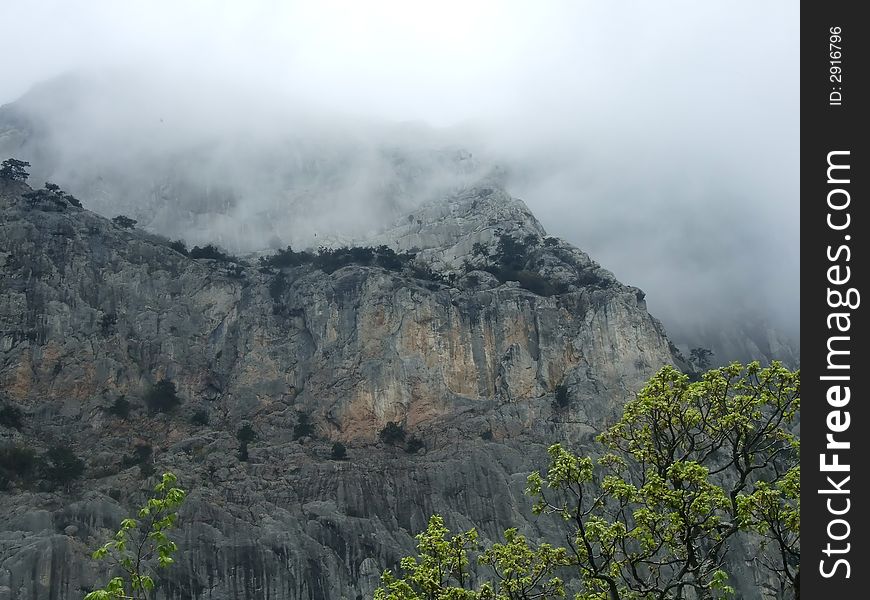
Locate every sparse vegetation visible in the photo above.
<box><xmin>689</xmin><ymin>346</ymin><xmax>714</xmax><ymax>371</ymax></box>
<box><xmin>168</xmin><ymin>240</ymin><xmax>189</xmax><ymax>256</ymax></box>
<box><xmin>100</xmin><ymin>313</ymin><xmax>117</xmax><ymax>336</ymax></box>
<box><xmin>190</xmin><ymin>409</ymin><xmax>209</xmax><ymax>426</ymax></box>
<box><xmin>22</xmin><ymin>181</ymin><xmax>81</xmax><ymax>209</ymax></box>
<box><xmin>378</xmin><ymin>421</ymin><xmax>406</xmax><ymax>446</ymax></box>
<box><xmin>0</xmin><ymin>158</ymin><xmax>30</xmax><ymax>182</ymax></box>
<box><xmin>259</xmin><ymin>244</ymin><xmax>425</xmax><ymax>277</ymax></box>
<box><xmin>552</xmin><ymin>384</ymin><xmax>570</xmax><ymax>410</ymax></box>
<box><xmin>189</xmin><ymin>244</ymin><xmax>237</xmax><ymax>262</ymax></box>
<box><xmin>330</xmin><ymin>442</ymin><xmax>348</xmax><ymax>460</ymax></box>
<box><xmin>293</xmin><ymin>411</ymin><xmax>314</xmax><ymax>440</ymax></box>
<box><xmin>0</xmin><ymin>404</ymin><xmax>24</xmax><ymax>430</ymax></box>
<box><xmin>105</xmin><ymin>396</ymin><xmax>131</xmax><ymax>419</ymax></box>
<box><xmin>112</xmin><ymin>215</ymin><xmax>137</xmax><ymax>229</ymax></box>
<box><xmin>405</xmin><ymin>436</ymin><xmax>424</xmax><ymax>454</ymax></box>
<box><xmin>236</xmin><ymin>424</ymin><xmax>257</xmax><ymax>461</ymax></box>
<box><xmin>143</xmin><ymin>379</ymin><xmax>181</xmax><ymax>414</ymax></box>
<box><xmin>122</xmin><ymin>444</ymin><xmax>153</xmax><ymax>468</ymax></box>
<box><xmin>0</xmin><ymin>444</ymin><xmax>37</xmax><ymax>483</ymax></box>
<box><xmin>42</xmin><ymin>444</ymin><xmax>85</xmax><ymax>485</ymax></box>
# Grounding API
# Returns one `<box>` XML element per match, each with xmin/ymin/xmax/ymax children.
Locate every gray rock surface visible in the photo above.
<box><xmin>0</xmin><ymin>178</ymin><xmax>771</xmax><ymax>599</ymax></box>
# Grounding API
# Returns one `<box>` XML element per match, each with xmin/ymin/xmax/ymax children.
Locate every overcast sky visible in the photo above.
<box><xmin>0</xmin><ymin>0</ymin><xmax>799</xmax><ymax>339</ymax></box>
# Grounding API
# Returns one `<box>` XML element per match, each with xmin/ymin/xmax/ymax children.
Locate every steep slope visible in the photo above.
<box><xmin>0</xmin><ymin>177</ymin><xmax>680</xmax><ymax>599</ymax></box>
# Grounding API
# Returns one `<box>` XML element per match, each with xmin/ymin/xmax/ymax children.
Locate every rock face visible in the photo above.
<box><xmin>0</xmin><ymin>176</ymin><xmax>684</xmax><ymax>599</ymax></box>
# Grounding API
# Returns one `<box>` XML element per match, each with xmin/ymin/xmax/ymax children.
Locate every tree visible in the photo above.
<box><xmin>43</xmin><ymin>445</ymin><xmax>85</xmax><ymax>486</ymax></box>
<box><xmin>112</xmin><ymin>215</ymin><xmax>138</xmax><ymax>229</ymax></box>
<box><xmin>379</xmin><ymin>421</ymin><xmax>406</xmax><ymax>445</ymax></box>
<box><xmin>143</xmin><ymin>380</ymin><xmax>181</xmax><ymax>414</ymax></box>
<box><xmin>236</xmin><ymin>424</ymin><xmax>257</xmax><ymax>461</ymax></box>
<box><xmin>526</xmin><ymin>362</ymin><xmax>800</xmax><ymax>600</ymax></box>
<box><xmin>331</xmin><ymin>442</ymin><xmax>348</xmax><ymax>460</ymax></box>
<box><xmin>293</xmin><ymin>411</ymin><xmax>315</xmax><ymax>440</ymax></box>
<box><xmin>0</xmin><ymin>158</ymin><xmax>30</xmax><ymax>182</ymax></box>
<box><xmin>85</xmin><ymin>472</ymin><xmax>186</xmax><ymax>600</ymax></box>
<box><xmin>374</xmin><ymin>516</ymin><xmax>570</xmax><ymax>600</ymax></box>
<box><xmin>552</xmin><ymin>385</ymin><xmax>570</xmax><ymax>410</ymax></box>
<box><xmin>0</xmin><ymin>404</ymin><xmax>24</xmax><ymax>430</ymax></box>
<box><xmin>689</xmin><ymin>347</ymin><xmax>714</xmax><ymax>371</ymax></box>
<box><xmin>379</xmin><ymin>362</ymin><xmax>800</xmax><ymax>600</ymax></box>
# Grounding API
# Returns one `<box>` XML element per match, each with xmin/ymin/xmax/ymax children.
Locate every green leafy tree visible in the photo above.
<box><xmin>526</xmin><ymin>362</ymin><xmax>800</xmax><ymax>600</ymax></box>
<box><xmin>380</xmin><ymin>362</ymin><xmax>800</xmax><ymax>600</ymax></box>
<box><xmin>85</xmin><ymin>472</ymin><xmax>186</xmax><ymax>600</ymax></box>
<box><xmin>375</xmin><ymin>516</ymin><xmax>570</xmax><ymax>600</ymax></box>
<box><xmin>375</xmin><ymin>515</ymin><xmax>482</xmax><ymax>599</ymax></box>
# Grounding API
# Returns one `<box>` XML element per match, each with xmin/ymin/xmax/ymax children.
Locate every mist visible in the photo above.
<box><xmin>0</xmin><ymin>0</ymin><xmax>799</xmax><ymax>354</ymax></box>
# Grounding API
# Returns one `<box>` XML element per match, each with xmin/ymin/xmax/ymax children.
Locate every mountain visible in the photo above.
<box><xmin>0</xmin><ymin>72</ymin><xmax>493</xmax><ymax>255</ymax></box>
<box><xmin>0</xmin><ymin>73</ymin><xmax>799</xmax><ymax>368</ymax></box>
<box><xmin>0</xmin><ymin>172</ymin><xmax>708</xmax><ymax>599</ymax></box>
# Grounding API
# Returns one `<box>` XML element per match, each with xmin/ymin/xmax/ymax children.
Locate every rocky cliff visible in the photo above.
<box><xmin>0</xmin><ymin>175</ymin><xmax>689</xmax><ymax>599</ymax></box>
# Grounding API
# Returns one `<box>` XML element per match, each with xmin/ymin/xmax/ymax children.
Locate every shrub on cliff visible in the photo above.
<box><xmin>112</xmin><ymin>215</ymin><xmax>137</xmax><ymax>229</ymax></box>
<box><xmin>330</xmin><ymin>442</ymin><xmax>348</xmax><ymax>460</ymax></box>
<box><xmin>42</xmin><ymin>445</ymin><xmax>85</xmax><ymax>485</ymax></box>
<box><xmin>379</xmin><ymin>421</ymin><xmax>406</xmax><ymax>445</ymax></box>
<box><xmin>144</xmin><ymin>379</ymin><xmax>181</xmax><ymax>414</ymax></box>
<box><xmin>293</xmin><ymin>411</ymin><xmax>314</xmax><ymax>440</ymax></box>
<box><xmin>0</xmin><ymin>158</ymin><xmax>30</xmax><ymax>182</ymax></box>
<box><xmin>0</xmin><ymin>404</ymin><xmax>24</xmax><ymax>430</ymax></box>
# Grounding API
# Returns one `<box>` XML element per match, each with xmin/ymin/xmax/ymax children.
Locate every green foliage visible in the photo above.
<box><xmin>112</xmin><ymin>215</ymin><xmax>137</xmax><ymax>229</ymax></box>
<box><xmin>375</xmin><ymin>517</ymin><xmax>571</xmax><ymax>600</ymax></box>
<box><xmin>405</xmin><ymin>436</ymin><xmax>424</xmax><ymax>454</ymax></box>
<box><xmin>188</xmin><ymin>244</ymin><xmax>236</xmax><ymax>262</ymax></box>
<box><xmin>236</xmin><ymin>424</ymin><xmax>257</xmax><ymax>461</ymax></box>
<box><xmin>527</xmin><ymin>362</ymin><xmax>800</xmax><ymax>600</ymax></box>
<box><xmin>105</xmin><ymin>396</ymin><xmax>131</xmax><ymax>419</ymax></box>
<box><xmin>269</xmin><ymin>272</ymin><xmax>288</xmax><ymax>302</ymax></box>
<box><xmin>478</xmin><ymin>529</ymin><xmax>570</xmax><ymax>599</ymax></box>
<box><xmin>122</xmin><ymin>444</ymin><xmax>153</xmax><ymax>468</ymax></box>
<box><xmin>0</xmin><ymin>444</ymin><xmax>38</xmax><ymax>483</ymax></box>
<box><xmin>43</xmin><ymin>445</ymin><xmax>85</xmax><ymax>485</ymax></box>
<box><xmin>689</xmin><ymin>347</ymin><xmax>714</xmax><ymax>372</ymax></box>
<box><xmin>189</xmin><ymin>409</ymin><xmax>209</xmax><ymax>426</ymax></box>
<box><xmin>375</xmin><ymin>515</ymin><xmax>481</xmax><ymax>599</ymax></box>
<box><xmin>100</xmin><ymin>313</ymin><xmax>118</xmax><ymax>336</ymax></box>
<box><xmin>143</xmin><ymin>380</ymin><xmax>181</xmax><ymax>414</ymax></box>
<box><xmin>259</xmin><ymin>246</ymin><xmax>314</xmax><ymax>268</ymax></box>
<box><xmin>551</xmin><ymin>385</ymin><xmax>570</xmax><ymax>410</ymax></box>
<box><xmin>168</xmin><ymin>240</ymin><xmax>188</xmax><ymax>256</ymax></box>
<box><xmin>0</xmin><ymin>404</ymin><xmax>24</xmax><ymax>430</ymax></box>
<box><xmin>0</xmin><ymin>158</ymin><xmax>30</xmax><ymax>182</ymax></box>
<box><xmin>330</xmin><ymin>442</ymin><xmax>348</xmax><ymax>460</ymax></box>
<box><xmin>85</xmin><ymin>472</ymin><xmax>186</xmax><ymax>600</ymax></box>
<box><xmin>293</xmin><ymin>411</ymin><xmax>314</xmax><ymax>440</ymax></box>
<box><xmin>379</xmin><ymin>421</ymin><xmax>406</xmax><ymax>446</ymax></box>
<box><xmin>22</xmin><ymin>182</ymin><xmax>80</xmax><ymax>209</ymax></box>
<box><xmin>381</xmin><ymin>363</ymin><xmax>800</xmax><ymax>600</ymax></box>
